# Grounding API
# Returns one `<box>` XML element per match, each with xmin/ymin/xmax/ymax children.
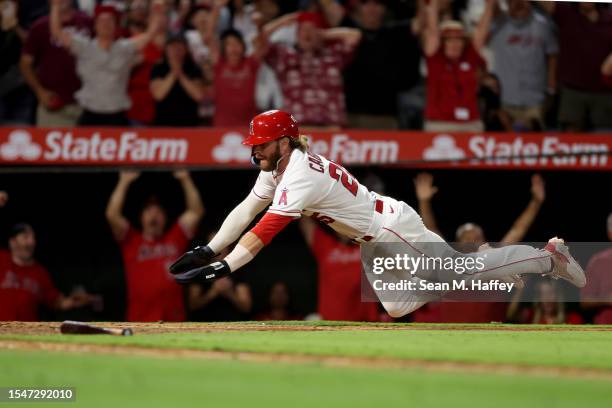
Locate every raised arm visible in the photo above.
<box><xmin>500</xmin><ymin>174</ymin><xmax>545</xmax><ymax>244</ymax></box>
<box><xmin>129</xmin><ymin>8</ymin><xmax>164</xmax><ymax>51</ymax></box>
<box><xmin>174</xmin><ymin>170</ymin><xmax>205</xmax><ymax>237</ymax></box>
<box><xmin>105</xmin><ymin>171</ymin><xmax>140</xmax><ymax>241</ymax></box>
<box><xmin>49</xmin><ymin>0</ymin><xmax>73</xmax><ymax>49</ymax></box>
<box><xmin>413</xmin><ymin>172</ymin><xmax>443</xmax><ymax>237</ymax></box>
<box><xmin>422</xmin><ymin>0</ymin><xmax>440</xmax><ymax>57</ymax></box>
<box><xmin>472</xmin><ymin>0</ymin><xmax>496</xmax><ymax>52</ymax></box>
<box><xmin>261</xmin><ymin>12</ymin><xmax>299</xmax><ymax>39</ymax></box>
<box><xmin>321</xmin><ymin>27</ymin><xmax>362</xmax><ymax>48</ymax></box>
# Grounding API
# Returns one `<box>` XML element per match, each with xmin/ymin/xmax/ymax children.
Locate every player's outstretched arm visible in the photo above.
<box><xmin>169</xmin><ymin>193</ymin><xmax>270</xmax><ymax>274</ymax></box>
<box><xmin>173</xmin><ymin>213</ymin><xmax>294</xmax><ymax>284</ymax></box>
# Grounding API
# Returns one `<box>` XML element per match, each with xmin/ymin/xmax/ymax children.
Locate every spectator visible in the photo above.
<box><xmin>1</xmin><ymin>0</ymin><xmax>34</xmax><ymax>124</ymax></box>
<box><xmin>478</xmin><ymin>72</ymin><xmax>513</xmax><ymax>131</ymax></box>
<box><xmin>422</xmin><ymin>0</ymin><xmax>487</xmax><ymax>132</ymax></box>
<box><xmin>127</xmin><ymin>7</ymin><xmax>168</xmax><ymax>126</ymax></box>
<box><xmin>0</xmin><ymin>223</ymin><xmax>91</xmax><ymax>321</ymax></box>
<box><xmin>187</xmin><ymin>232</ymin><xmax>252</xmax><ymax>321</ymax></box>
<box><xmin>50</xmin><ymin>0</ymin><xmax>163</xmax><ymax>125</ymax></box>
<box><xmin>299</xmin><ymin>217</ymin><xmax>379</xmax><ymax>322</ymax></box>
<box><xmin>603</xmin><ymin>52</ymin><xmax>612</xmax><ymax>86</ymax></box>
<box><xmin>478</xmin><ymin>0</ymin><xmax>558</xmax><ymax>131</ymax></box>
<box><xmin>540</xmin><ymin>2</ymin><xmax>612</xmax><ymax>131</ymax></box>
<box><xmin>261</xmin><ymin>11</ymin><xmax>362</xmax><ymax>127</ymax></box>
<box><xmin>209</xmin><ymin>29</ymin><xmax>262</xmax><ymax>126</ymax></box>
<box><xmin>411</xmin><ymin>172</ymin><xmax>546</xmax><ymax>323</ymax></box>
<box><xmin>256</xmin><ymin>281</ymin><xmax>302</xmax><ymax>321</ymax></box>
<box><xmin>105</xmin><ymin>170</ymin><xmax>204</xmax><ymax>322</ymax></box>
<box><xmin>184</xmin><ymin>5</ymin><xmax>215</xmax><ymax>67</ymax></box>
<box><xmin>341</xmin><ymin>0</ymin><xmax>421</xmax><ymax>129</ymax></box>
<box><xmin>507</xmin><ymin>279</ymin><xmax>583</xmax><ymax>324</ymax></box>
<box><xmin>20</xmin><ymin>0</ymin><xmax>92</xmax><ymax>127</ymax></box>
<box><xmin>581</xmin><ymin>213</ymin><xmax>612</xmax><ymax>324</ymax></box>
<box><xmin>150</xmin><ymin>32</ymin><xmax>205</xmax><ymax>126</ymax></box>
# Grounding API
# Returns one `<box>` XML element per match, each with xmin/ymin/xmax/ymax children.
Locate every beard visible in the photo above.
<box><xmin>254</xmin><ymin>143</ymin><xmax>282</xmax><ymax>172</ymax></box>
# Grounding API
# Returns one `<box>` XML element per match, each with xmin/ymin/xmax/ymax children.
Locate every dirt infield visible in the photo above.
<box><xmin>2</xmin><ymin>321</ymin><xmax>612</xmax><ymax>336</ymax></box>
<box><xmin>2</xmin><ymin>338</ymin><xmax>612</xmax><ymax>381</ymax></box>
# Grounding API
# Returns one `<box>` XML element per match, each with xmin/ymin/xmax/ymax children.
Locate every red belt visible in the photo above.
<box><xmin>375</xmin><ymin>199</ymin><xmax>384</xmax><ymax>214</ymax></box>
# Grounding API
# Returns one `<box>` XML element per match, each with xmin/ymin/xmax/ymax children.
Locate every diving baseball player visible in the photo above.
<box><xmin>170</xmin><ymin>110</ymin><xmax>586</xmax><ymax>318</ymax></box>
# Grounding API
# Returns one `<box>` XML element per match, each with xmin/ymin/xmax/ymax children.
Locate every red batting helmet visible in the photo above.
<box><xmin>242</xmin><ymin>110</ymin><xmax>299</xmax><ymax>146</ymax></box>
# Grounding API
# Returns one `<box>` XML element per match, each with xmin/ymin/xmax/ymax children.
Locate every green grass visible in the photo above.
<box><xmin>2</xmin><ymin>323</ymin><xmax>612</xmax><ymax>408</ymax></box>
<box><xmin>3</xmin><ymin>326</ymin><xmax>612</xmax><ymax>369</ymax></box>
<box><xmin>1</xmin><ymin>349</ymin><xmax>612</xmax><ymax>408</ymax></box>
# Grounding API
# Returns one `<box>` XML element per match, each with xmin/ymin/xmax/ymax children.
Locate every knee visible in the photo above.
<box><xmin>382</xmin><ymin>302</ymin><xmax>407</xmax><ymax>319</ymax></box>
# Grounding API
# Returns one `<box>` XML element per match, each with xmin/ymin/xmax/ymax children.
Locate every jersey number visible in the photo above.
<box><xmin>308</xmin><ymin>153</ymin><xmax>358</xmax><ymax>197</ymax></box>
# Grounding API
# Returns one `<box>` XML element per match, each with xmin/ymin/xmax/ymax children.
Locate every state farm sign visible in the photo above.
<box><xmin>0</xmin><ymin>127</ymin><xmax>610</xmax><ymax>170</ymax></box>
<box><xmin>469</xmin><ymin>136</ymin><xmax>608</xmax><ymax>167</ymax></box>
<box><xmin>0</xmin><ymin>129</ymin><xmax>188</xmax><ymax>164</ymax></box>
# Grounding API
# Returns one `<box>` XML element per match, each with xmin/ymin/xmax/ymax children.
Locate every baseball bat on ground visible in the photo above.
<box><xmin>60</xmin><ymin>321</ymin><xmax>134</xmax><ymax>336</ymax></box>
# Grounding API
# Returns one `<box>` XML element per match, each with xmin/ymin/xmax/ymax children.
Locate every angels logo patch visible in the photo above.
<box><xmin>278</xmin><ymin>188</ymin><xmax>288</xmax><ymax>206</ymax></box>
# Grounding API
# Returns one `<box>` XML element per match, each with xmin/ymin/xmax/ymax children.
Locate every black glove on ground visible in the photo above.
<box><xmin>173</xmin><ymin>260</ymin><xmax>231</xmax><ymax>284</ymax></box>
<box><xmin>170</xmin><ymin>245</ymin><xmax>215</xmax><ymax>274</ymax></box>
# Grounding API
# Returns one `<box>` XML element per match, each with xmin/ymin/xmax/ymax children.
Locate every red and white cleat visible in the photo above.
<box><xmin>544</xmin><ymin>237</ymin><xmax>586</xmax><ymax>288</ymax></box>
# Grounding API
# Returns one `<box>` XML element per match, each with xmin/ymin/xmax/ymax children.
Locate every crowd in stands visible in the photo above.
<box><xmin>1</xmin><ymin>0</ymin><xmax>611</xmax><ymax>131</ymax></box>
<box><xmin>1</xmin><ymin>171</ymin><xmax>611</xmax><ymax>324</ymax></box>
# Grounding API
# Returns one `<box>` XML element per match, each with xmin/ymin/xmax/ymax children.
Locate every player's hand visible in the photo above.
<box><xmin>169</xmin><ymin>245</ymin><xmax>215</xmax><ymax>274</ymax></box>
<box><xmin>531</xmin><ymin>174</ymin><xmax>545</xmax><ymax>204</ymax></box>
<box><xmin>414</xmin><ymin>172</ymin><xmax>438</xmax><ymax>201</ymax></box>
<box><xmin>173</xmin><ymin>260</ymin><xmax>231</xmax><ymax>284</ymax></box>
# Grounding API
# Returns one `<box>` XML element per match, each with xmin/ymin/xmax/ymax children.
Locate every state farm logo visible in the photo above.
<box><xmin>0</xmin><ymin>130</ymin><xmax>42</xmax><ymax>161</ymax></box>
<box><xmin>309</xmin><ymin>134</ymin><xmax>398</xmax><ymax>164</ymax></box>
<box><xmin>423</xmin><ymin>135</ymin><xmax>466</xmax><ymax>161</ymax></box>
<box><xmin>469</xmin><ymin>136</ymin><xmax>608</xmax><ymax>167</ymax></box>
<box><xmin>0</xmin><ymin>130</ymin><xmax>188</xmax><ymax>163</ymax></box>
<box><xmin>212</xmin><ymin>132</ymin><xmax>251</xmax><ymax>162</ymax></box>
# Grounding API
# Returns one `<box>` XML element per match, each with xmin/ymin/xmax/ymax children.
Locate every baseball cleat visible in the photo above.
<box><xmin>543</xmin><ymin>237</ymin><xmax>586</xmax><ymax>288</ymax></box>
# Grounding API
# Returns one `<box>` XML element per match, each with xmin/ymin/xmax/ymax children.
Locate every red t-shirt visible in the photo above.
<box><xmin>581</xmin><ymin>248</ymin><xmax>612</xmax><ymax>324</ymax></box>
<box><xmin>120</xmin><ymin>223</ymin><xmax>189</xmax><ymax>322</ymax></box>
<box><xmin>0</xmin><ymin>250</ymin><xmax>60</xmax><ymax>321</ymax></box>
<box><xmin>22</xmin><ymin>13</ymin><xmax>93</xmax><ymax>104</ymax></box>
<box><xmin>425</xmin><ymin>44</ymin><xmax>485</xmax><ymax>122</ymax></box>
<box><xmin>310</xmin><ymin>226</ymin><xmax>378</xmax><ymax>322</ymax></box>
<box><xmin>265</xmin><ymin>41</ymin><xmax>354</xmax><ymax>126</ymax></box>
<box><xmin>127</xmin><ymin>42</ymin><xmax>164</xmax><ymax>124</ymax></box>
<box><xmin>213</xmin><ymin>56</ymin><xmax>260</xmax><ymax>127</ymax></box>
<box><xmin>554</xmin><ymin>4</ymin><xmax>612</xmax><ymax>93</ymax></box>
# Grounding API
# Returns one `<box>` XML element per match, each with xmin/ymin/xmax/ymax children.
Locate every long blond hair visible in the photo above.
<box><xmin>289</xmin><ymin>135</ymin><xmax>309</xmax><ymax>152</ymax></box>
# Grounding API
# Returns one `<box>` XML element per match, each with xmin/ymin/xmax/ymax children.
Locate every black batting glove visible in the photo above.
<box><xmin>173</xmin><ymin>260</ymin><xmax>231</xmax><ymax>284</ymax></box>
<box><xmin>170</xmin><ymin>245</ymin><xmax>215</xmax><ymax>274</ymax></box>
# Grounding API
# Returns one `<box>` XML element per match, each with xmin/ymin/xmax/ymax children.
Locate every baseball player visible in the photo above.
<box><xmin>170</xmin><ymin>110</ymin><xmax>586</xmax><ymax>318</ymax></box>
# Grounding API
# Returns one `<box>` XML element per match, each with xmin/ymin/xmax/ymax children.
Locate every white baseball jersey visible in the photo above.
<box><xmin>251</xmin><ymin>148</ymin><xmax>391</xmax><ymax>239</ymax></box>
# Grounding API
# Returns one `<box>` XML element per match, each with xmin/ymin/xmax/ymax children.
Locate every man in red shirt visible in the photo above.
<box><xmin>0</xmin><ymin>223</ymin><xmax>90</xmax><ymax>321</ymax></box>
<box><xmin>300</xmin><ymin>218</ymin><xmax>378</xmax><ymax>322</ymax></box>
<box><xmin>105</xmin><ymin>170</ymin><xmax>204</xmax><ymax>322</ymax></box>
<box><xmin>422</xmin><ymin>0</ymin><xmax>487</xmax><ymax>132</ymax></box>
<box><xmin>261</xmin><ymin>12</ymin><xmax>362</xmax><ymax>127</ymax></box>
<box><xmin>581</xmin><ymin>214</ymin><xmax>612</xmax><ymax>324</ymax></box>
<box><xmin>19</xmin><ymin>0</ymin><xmax>92</xmax><ymax>127</ymax></box>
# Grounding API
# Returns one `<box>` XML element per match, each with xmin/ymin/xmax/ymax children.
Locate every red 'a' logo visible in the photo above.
<box><xmin>278</xmin><ymin>188</ymin><xmax>288</xmax><ymax>205</ymax></box>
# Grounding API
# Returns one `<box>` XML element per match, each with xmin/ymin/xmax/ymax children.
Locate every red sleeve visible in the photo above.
<box><xmin>264</xmin><ymin>43</ymin><xmax>284</xmax><ymax>74</ymax></box>
<box><xmin>250</xmin><ymin>212</ymin><xmax>294</xmax><ymax>245</ymax></box>
<box><xmin>36</xmin><ymin>266</ymin><xmax>61</xmax><ymax>309</ymax></box>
